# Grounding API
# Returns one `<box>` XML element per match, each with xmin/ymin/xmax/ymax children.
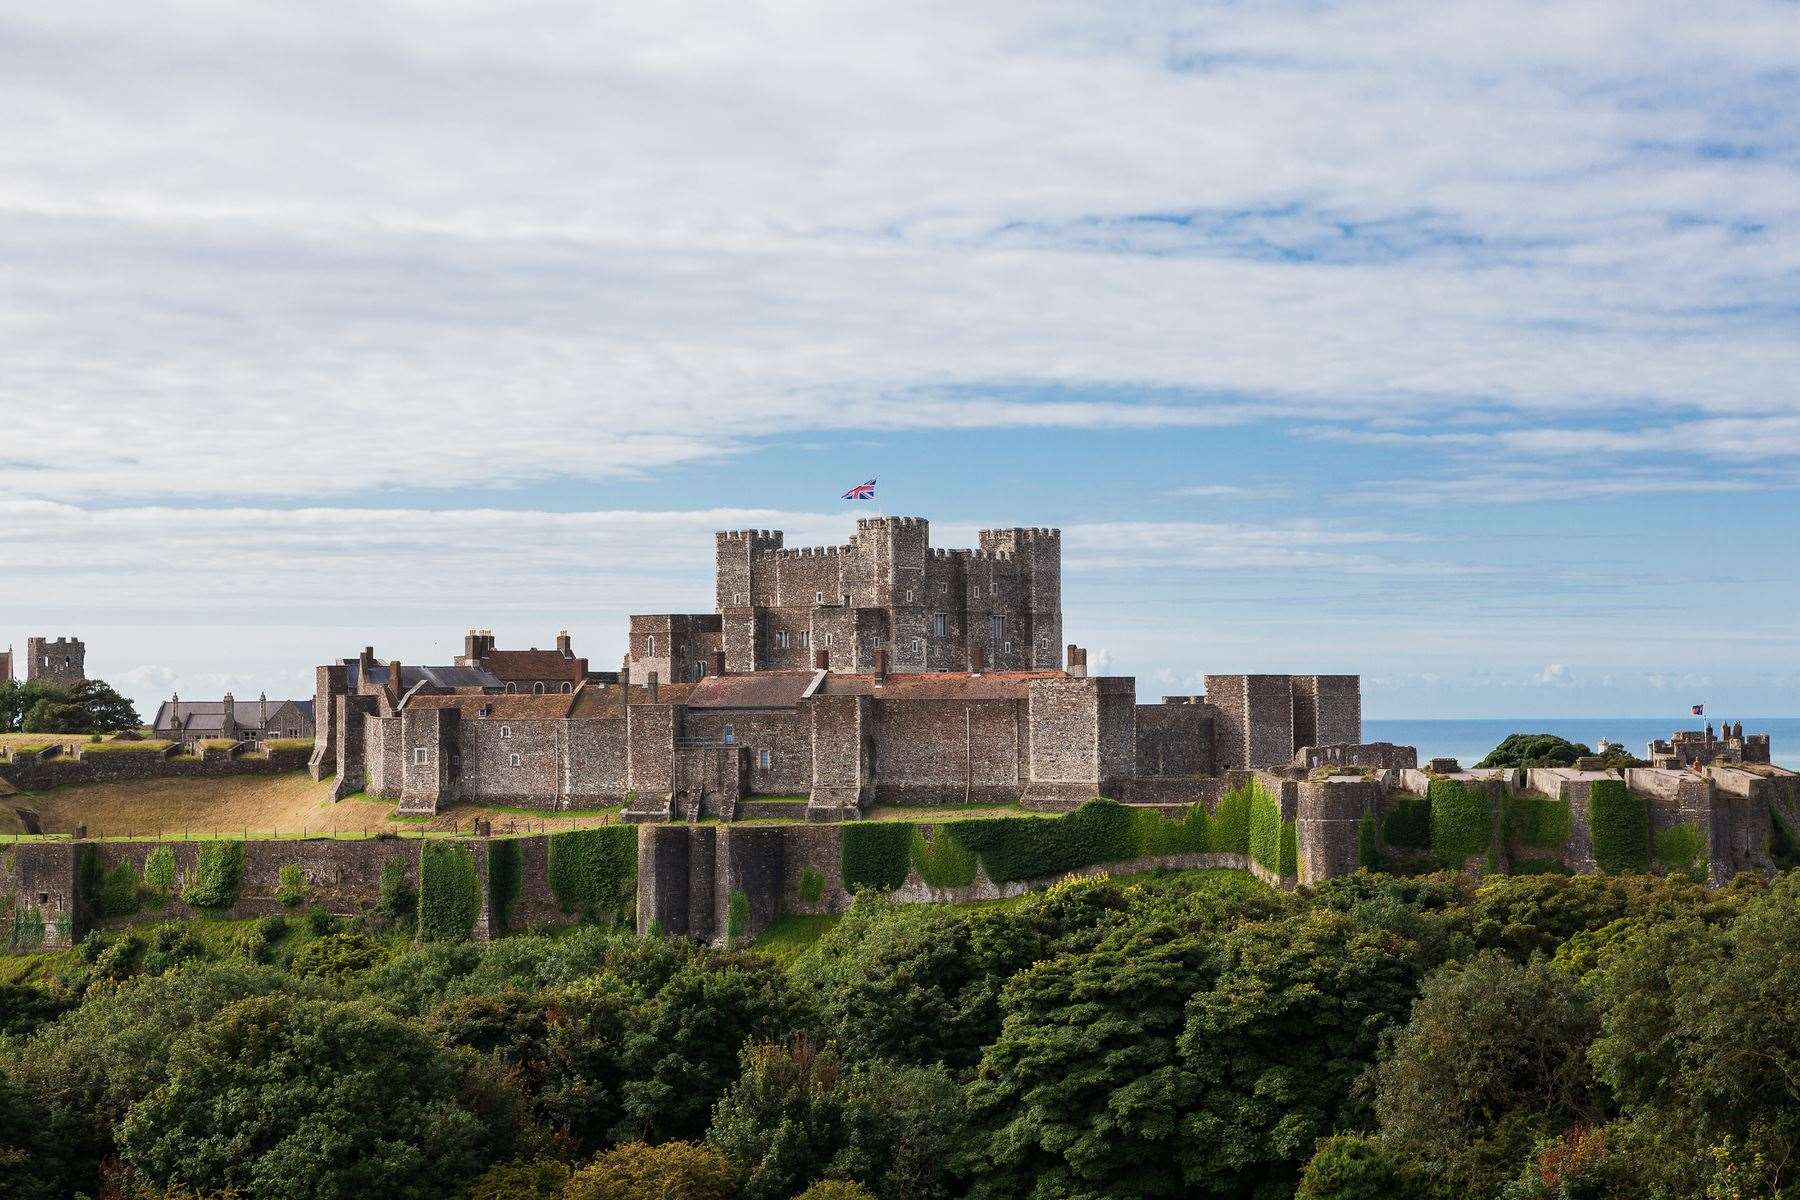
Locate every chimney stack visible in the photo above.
<box><xmin>875</xmin><ymin>648</ymin><xmax>889</xmax><ymax>681</ymax></box>
<box><xmin>359</xmin><ymin>646</ymin><xmax>375</xmax><ymax>675</ymax></box>
<box><xmin>713</xmin><ymin>650</ymin><xmax>728</xmax><ymax>677</ymax></box>
<box><xmin>1066</xmin><ymin>645</ymin><xmax>1088</xmax><ymax>678</ymax></box>
<box><xmin>259</xmin><ymin>692</ymin><xmax>268</xmax><ymax>730</ymax></box>
<box><xmin>556</xmin><ymin>630</ymin><xmax>572</xmax><ymax>657</ymax></box>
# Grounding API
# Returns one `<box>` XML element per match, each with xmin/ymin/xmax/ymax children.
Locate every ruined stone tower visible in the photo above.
<box><xmin>25</xmin><ymin>636</ymin><xmax>85</xmax><ymax>687</ymax></box>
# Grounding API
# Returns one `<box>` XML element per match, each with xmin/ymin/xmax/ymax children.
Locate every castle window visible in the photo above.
<box><xmin>561</xmin><ymin>682</ymin><xmax>573</xmax><ymax>693</ymax></box>
<box><xmin>413</xmin><ymin>747</ymin><xmax>429</xmax><ymax>766</ymax></box>
<box><xmin>1004</xmin><ymin>640</ymin><xmax>1013</xmax><ymax>654</ymax></box>
<box><xmin>913</xmin><ymin>638</ymin><xmax>924</xmax><ymax>657</ymax></box>
<box><xmin>509</xmin><ymin>753</ymin><xmax>521</xmax><ymax>767</ymax></box>
<box><xmin>533</xmin><ymin>682</ymin><xmax>545</xmax><ymax>695</ymax></box>
<box><xmin>989</xmin><ymin>581</ymin><xmax>997</xmax><ymax>597</ymax></box>
<box><xmin>905</xmin><ymin>588</ymin><xmax>914</xmax><ymax>603</ymax></box>
<box><xmin>758</xmin><ymin>749</ymin><xmax>771</xmax><ymax>770</ymax></box>
<box><xmin>815</xmin><ymin>590</ymin><xmax>824</xmax><ymax>605</ymax></box>
<box><xmin>798</xmin><ymin>630</ymin><xmax>810</xmax><ymax>650</ymax></box>
<box><xmin>505</xmin><ymin>683</ymin><xmax>517</xmax><ymax>694</ymax></box>
<box><xmin>822</xmin><ymin>632</ymin><xmax>833</xmax><ymax>648</ymax></box>
<box><xmin>500</xmin><ymin>725</ymin><xmax>512</xmax><ymax>739</ymax></box>
<box><xmin>989</xmin><ymin>615</ymin><xmax>1005</xmax><ymax>642</ymax></box>
<box><xmin>723</xmin><ymin>725</ymin><xmax>735</xmax><ymax>745</ymax></box>
<box><xmin>694</xmin><ymin>660</ymin><xmax>706</xmax><ymax>680</ymax></box>
<box><xmin>647</xmin><ymin>634</ymin><xmax>657</xmax><ymax>656</ymax></box>
<box><xmin>931</xmin><ymin>613</ymin><xmax>947</xmax><ymax>638</ymax></box>
<box><xmin>774</xmin><ymin>631</ymin><xmax>790</xmax><ymax>651</ymax></box>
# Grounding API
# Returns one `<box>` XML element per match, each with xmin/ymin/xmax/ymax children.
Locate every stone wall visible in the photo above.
<box><xmin>869</xmin><ymin>698</ymin><xmax>1025</xmax><ymax>805</ymax></box>
<box><xmin>0</xmin><ymin>745</ymin><xmax>312</xmax><ymax>792</ymax></box>
<box><xmin>1135</xmin><ymin>702</ymin><xmax>1215</xmax><ymax>777</ymax></box>
<box><xmin>682</xmin><ymin>708</ymin><xmax>813</xmax><ymax>795</ymax></box>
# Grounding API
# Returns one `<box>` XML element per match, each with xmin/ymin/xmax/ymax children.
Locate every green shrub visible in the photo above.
<box><xmin>1654</xmin><ymin>821</ymin><xmax>1707</xmax><ymax>881</ymax></box>
<box><xmin>488</xmin><ymin>838</ymin><xmax>523</xmax><ymax>931</ymax></box>
<box><xmin>1357</xmin><ymin>814</ymin><xmax>1380</xmax><ymax>870</ymax></box>
<box><xmin>377</xmin><ymin>860</ymin><xmax>417</xmax><ymax>930</ymax></box>
<box><xmin>142</xmin><ymin>846</ymin><xmax>176</xmax><ymax>901</ymax></box>
<box><xmin>1586</xmin><ymin>780</ymin><xmax>1648</xmax><ymax>874</ymax></box>
<box><xmin>794</xmin><ymin>1184</ymin><xmax>877</xmax><ymax>1200</ymax></box>
<box><xmin>797</xmin><ymin>868</ymin><xmax>826</xmax><ymax>905</ymax></box>
<box><xmin>305</xmin><ymin>905</ymin><xmax>339</xmax><ymax>936</ymax></box>
<box><xmin>841</xmin><ymin>822</ymin><xmax>914</xmax><ymax>890</ymax></box>
<box><xmin>1382</xmin><ymin>794</ymin><xmax>1432</xmax><ymax>850</ymax></box>
<box><xmin>181</xmin><ymin>842</ymin><xmax>244</xmax><ymax>909</ymax></box>
<box><xmin>467</xmin><ymin>1159</ymin><xmax>571</xmax><ymax>1200</ymax></box>
<box><xmin>1427</xmin><ymin>779</ymin><xmax>1493</xmax><ymax>869</ymax></box>
<box><xmin>563</xmin><ymin>1141</ymin><xmax>736</xmax><ymax>1200</ymax></box>
<box><xmin>1504</xmin><ymin>789</ymin><xmax>1573</xmax><ymax>849</ymax></box>
<box><xmin>290</xmin><ymin>930</ymin><xmax>391</xmax><ymax>982</ymax></box>
<box><xmin>1475</xmin><ymin>732</ymin><xmax>1590</xmax><ymax>768</ymax></box>
<box><xmin>909</xmin><ymin>825</ymin><xmax>979</xmax><ymax>888</ymax></box>
<box><xmin>546</xmin><ymin>826</ymin><xmax>637</xmax><ymax>924</ymax></box>
<box><xmin>418</xmin><ymin>842</ymin><xmax>480</xmax><ymax>942</ymax></box>
<box><xmin>274</xmin><ymin>864</ymin><xmax>307</xmax><ymax>908</ymax></box>
<box><xmin>91</xmin><ymin>859</ymin><xmax>144</xmax><ymax>919</ymax></box>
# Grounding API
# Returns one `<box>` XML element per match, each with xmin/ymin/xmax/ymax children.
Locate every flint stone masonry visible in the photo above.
<box><xmin>0</xmin><ymin>745</ymin><xmax>311</xmax><ymax>793</ymax></box>
<box><xmin>25</xmin><ymin>636</ymin><xmax>85</xmax><ymax>686</ymax></box>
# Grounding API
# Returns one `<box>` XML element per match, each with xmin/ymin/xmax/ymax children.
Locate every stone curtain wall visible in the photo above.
<box><xmin>0</xmin><ymin>744</ymin><xmax>312</xmax><ymax>792</ymax></box>
<box><xmin>870</xmin><ymin>698</ymin><xmax>1026</xmax><ymax>806</ymax></box>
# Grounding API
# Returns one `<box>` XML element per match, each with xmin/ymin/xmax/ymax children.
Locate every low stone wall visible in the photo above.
<box><xmin>0</xmin><ymin>745</ymin><xmax>312</xmax><ymax>792</ymax></box>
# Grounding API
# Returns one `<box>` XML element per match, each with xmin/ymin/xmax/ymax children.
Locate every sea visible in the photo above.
<box><xmin>1364</xmin><ymin>717</ymin><xmax>1800</xmax><ymax>771</ymax></box>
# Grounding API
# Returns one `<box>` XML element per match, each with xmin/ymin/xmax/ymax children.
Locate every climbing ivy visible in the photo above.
<box><xmin>418</xmin><ymin>842</ymin><xmax>480</xmax><ymax>942</ymax></box>
<box><xmin>1242</xmin><ymin>782</ymin><xmax>1298</xmax><ymax>877</ymax></box>
<box><xmin>797</xmin><ymin>868</ymin><xmax>825</xmax><ymax>905</ymax></box>
<box><xmin>546</xmin><ymin>826</ymin><xmax>637</xmax><ymax>925</ymax></box>
<box><xmin>90</xmin><ymin>858</ymin><xmax>144</xmax><ymax>919</ymax></box>
<box><xmin>1654</xmin><ymin>821</ymin><xmax>1707</xmax><ymax>883</ymax></box>
<box><xmin>9</xmin><ymin>902</ymin><xmax>44</xmax><ymax>951</ymax></box>
<box><xmin>841</xmin><ymin>822</ymin><xmax>914</xmax><ymax>891</ymax></box>
<box><xmin>1428</xmin><ymin>779</ymin><xmax>1493</xmax><ymax>869</ymax></box>
<box><xmin>1357</xmin><ymin>814</ymin><xmax>1380</xmax><ymax>870</ymax></box>
<box><xmin>488</xmin><ymin>838</ymin><xmax>524</xmax><ymax>932</ymax></box>
<box><xmin>182</xmin><ymin>842</ymin><xmax>245</xmax><ymax>909</ymax></box>
<box><xmin>1504</xmin><ymin>789</ymin><xmax>1573</xmax><ymax>850</ymax></box>
<box><xmin>1382</xmin><ymin>794</ymin><xmax>1432</xmax><ymax>850</ymax></box>
<box><xmin>725</xmin><ymin>890</ymin><xmax>750</xmax><ymax>948</ymax></box>
<box><xmin>1210</xmin><ymin>783</ymin><xmax>1255</xmax><ymax>855</ymax></box>
<box><xmin>377</xmin><ymin>860</ymin><xmax>417</xmax><ymax>931</ymax></box>
<box><xmin>1587</xmin><ymin>780</ymin><xmax>1649</xmax><ymax>875</ymax></box>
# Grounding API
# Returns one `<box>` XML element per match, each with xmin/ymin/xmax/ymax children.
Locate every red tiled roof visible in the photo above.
<box><xmin>686</xmin><ymin>671</ymin><xmax>818</xmax><ymax>710</ymax></box>
<box><xmin>566</xmin><ymin>682</ymin><xmax>697</xmax><ymax>718</ymax></box>
<box><xmin>405</xmin><ymin>693</ymin><xmax>575</xmax><ymax>719</ymax></box>
<box><xmin>478</xmin><ymin>650</ymin><xmax>586</xmax><ymax>681</ymax></box>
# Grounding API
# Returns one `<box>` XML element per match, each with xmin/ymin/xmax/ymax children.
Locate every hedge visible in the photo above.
<box><xmin>1653</xmin><ymin>821</ymin><xmax>1707</xmax><ymax>882</ymax></box>
<box><xmin>1504</xmin><ymin>790</ymin><xmax>1573</xmax><ymax>850</ymax></box>
<box><xmin>418</xmin><ymin>842</ymin><xmax>480</xmax><ymax>942</ymax></box>
<box><xmin>841</xmin><ymin>822</ymin><xmax>915</xmax><ymax>890</ymax></box>
<box><xmin>1428</xmin><ymin>779</ymin><xmax>1493</xmax><ymax>869</ymax></box>
<box><xmin>546</xmin><ymin>826</ymin><xmax>637</xmax><ymax>925</ymax></box>
<box><xmin>1248</xmin><ymin>784</ymin><xmax>1295</xmax><ymax>875</ymax></box>
<box><xmin>842</xmin><ymin>794</ymin><xmax>1284</xmax><ymax>894</ymax></box>
<box><xmin>1587</xmin><ymin>780</ymin><xmax>1648</xmax><ymax>875</ymax></box>
<box><xmin>182</xmin><ymin>842</ymin><xmax>245</xmax><ymax>909</ymax></box>
<box><xmin>488</xmin><ymin>838</ymin><xmax>524</xmax><ymax>931</ymax></box>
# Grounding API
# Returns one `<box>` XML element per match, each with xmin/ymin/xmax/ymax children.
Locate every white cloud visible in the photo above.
<box><xmin>0</xmin><ymin>2</ymin><xmax>1795</xmax><ymax>501</ymax></box>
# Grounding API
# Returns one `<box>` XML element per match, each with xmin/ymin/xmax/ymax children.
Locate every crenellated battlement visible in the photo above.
<box><xmin>855</xmin><ymin>515</ymin><xmax>928</xmax><ymax>530</ymax></box>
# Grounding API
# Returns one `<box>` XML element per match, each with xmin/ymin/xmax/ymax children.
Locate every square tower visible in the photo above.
<box><xmin>26</xmin><ymin>636</ymin><xmax>85</xmax><ymax>687</ymax></box>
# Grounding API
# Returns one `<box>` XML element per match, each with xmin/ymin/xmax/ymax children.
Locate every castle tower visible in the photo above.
<box><xmin>25</xmin><ymin>636</ymin><xmax>85</xmax><ymax>687</ymax></box>
<box><xmin>979</xmin><ymin>527</ymin><xmax>1062</xmax><ymax>670</ymax></box>
<box><xmin>0</xmin><ymin>646</ymin><xmax>11</xmax><ymax>684</ymax></box>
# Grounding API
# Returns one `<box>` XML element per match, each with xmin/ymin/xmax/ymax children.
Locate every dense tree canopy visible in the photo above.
<box><xmin>1</xmin><ymin>677</ymin><xmax>140</xmax><ymax>733</ymax></box>
<box><xmin>2</xmin><ymin>865</ymin><xmax>1796</xmax><ymax>1199</ymax></box>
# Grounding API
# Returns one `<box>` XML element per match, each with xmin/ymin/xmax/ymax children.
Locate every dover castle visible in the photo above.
<box><xmin>311</xmin><ymin>516</ymin><xmax>1386</xmax><ymax>819</ymax></box>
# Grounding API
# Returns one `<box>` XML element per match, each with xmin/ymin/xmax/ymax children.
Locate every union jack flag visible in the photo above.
<box><xmin>842</xmin><ymin>479</ymin><xmax>877</xmax><ymax>501</ymax></box>
<box><xmin>1691</xmin><ymin>703</ymin><xmax>1704</xmax><ymax>716</ymax></box>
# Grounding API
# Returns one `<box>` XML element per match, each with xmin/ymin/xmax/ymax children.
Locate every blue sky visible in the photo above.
<box><xmin>0</xmin><ymin>1</ymin><xmax>1796</xmax><ymax>722</ymax></box>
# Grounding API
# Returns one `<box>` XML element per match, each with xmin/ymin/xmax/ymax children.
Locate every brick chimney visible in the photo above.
<box><xmin>359</xmin><ymin>646</ymin><xmax>376</xmax><ymax>677</ymax></box>
<box><xmin>556</xmin><ymin>630</ymin><xmax>572</xmax><ymax>657</ymax></box>
<box><xmin>221</xmin><ymin>692</ymin><xmax>237</xmax><ymax>739</ymax></box>
<box><xmin>387</xmin><ymin>660</ymin><xmax>404</xmax><ymax>707</ymax></box>
<box><xmin>875</xmin><ymin>648</ymin><xmax>888</xmax><ymax>681</ymax></box>
<box><xmin>1066</xmin><ymin>645</ymin><xmax>1088</xmax><ymax>678</ymax></box>
<box><xmin>259</xmin><ymin>692</ymin><xmax>268</xmax><ymax>730</ymax></box>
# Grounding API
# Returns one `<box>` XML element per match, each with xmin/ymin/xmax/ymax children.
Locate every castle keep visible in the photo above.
<box><xmin>312</xmin><ymin>515</ymin><xmax>1397</xmax><ymax>819</ymax></box>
